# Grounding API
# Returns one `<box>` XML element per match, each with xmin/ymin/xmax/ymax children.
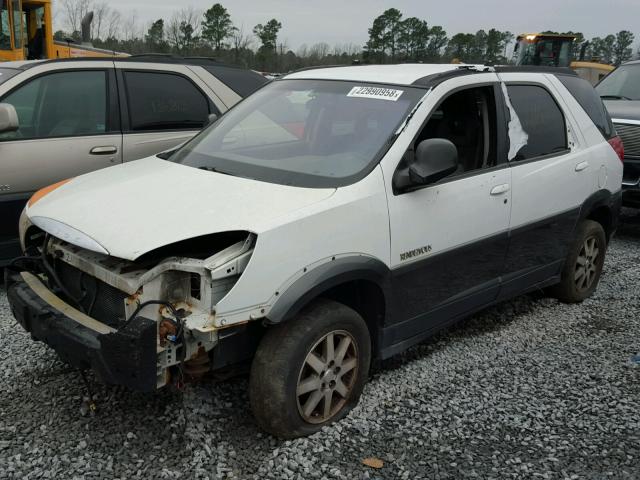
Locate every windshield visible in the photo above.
<box><xmin>170</xmin><ymin>79</ymin><xmax>426</xmax><ymax>187</ymax></box>
<box><xmin>596</xmin><ymin>64</ymin><xmax>640</xmax><ymax>101</ymax></box>
<box><xmin>516</xmin><ymin>38</ymin><xmax>572</xmax><ymax>67</ymax></box>
<box><xmin>0</xmin><ymin>67</ymin><xmax>18</xmax><ymax>84</ymax></box>
<box><xmin>0</xmin><ymin>0</ymin><xmax>10</xmax><ymax>50</ymax></box>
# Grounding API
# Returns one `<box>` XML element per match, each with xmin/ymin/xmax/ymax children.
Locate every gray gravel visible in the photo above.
<box><xmin>1</xmin><ymin>212</ymin><xmax>640</xmax><ymax>480</ymax></box>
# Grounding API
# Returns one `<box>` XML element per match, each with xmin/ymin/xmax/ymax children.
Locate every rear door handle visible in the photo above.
<box><xmin>575</xmin><ymin>161</ymin><xmax>589</xmax><ymax>172</ymax></box>
<box><xmin>90</xmin><ymin>146</ymin><xmax>118</xmax><ymax>155</ymax></box>
<box><xmin>490</xmin><ymin>184</ymin><xmax>510</xmax><ymax>195</ymax></box>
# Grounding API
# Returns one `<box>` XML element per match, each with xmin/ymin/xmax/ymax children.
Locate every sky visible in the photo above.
<box><xmin>73</xmin><ymin>0</ymin><xmax>640</xmax><ymax>51</ymax></box>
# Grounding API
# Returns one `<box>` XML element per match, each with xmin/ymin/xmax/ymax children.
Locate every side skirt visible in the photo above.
<box><xmin>379</xmin><ymin>274</ymin><xmax>559</xmax><ymax>360</ymax></box>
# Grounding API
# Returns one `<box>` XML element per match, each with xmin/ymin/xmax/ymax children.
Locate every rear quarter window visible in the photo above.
<box><xmin>557</xmin><ymin>74</ymin><xmax>615</xmax><ymax>139</ymax></box>
<box><xmin>506</xmin><ymin>84</ymin><xmax>568</xmax><ymax>161</ymax></box>
<box><xmin>203</xmin><ymin>65</ymin><xmax>268</xmax><ymax>97</ymax></box>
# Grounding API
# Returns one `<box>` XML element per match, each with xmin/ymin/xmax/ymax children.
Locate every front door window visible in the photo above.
<box><xmin>0</xmin><ymin>70</ymin><xmax>109</xmax><ymax>141</ymax></box>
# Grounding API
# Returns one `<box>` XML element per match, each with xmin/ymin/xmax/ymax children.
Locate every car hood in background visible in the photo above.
<box><xmin>26</xmin><ymin>157</ymin><xmax>335</xmax><ymax>260</ymax></box>
<box><xmin>603</xmin><ymin>100</ymin><xmax>640</xmax><ymax>122</ymax></box>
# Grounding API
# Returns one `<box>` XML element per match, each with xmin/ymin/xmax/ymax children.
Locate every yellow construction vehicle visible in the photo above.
<box><xmin>1</xmin><ymin>0</ymin><xmax>126</xmax><ymax>62</ymax></box>
<box><xmin>514</xmin><ymin>33</ymin><xmax>614</xmax><ymax>84</ymax></box>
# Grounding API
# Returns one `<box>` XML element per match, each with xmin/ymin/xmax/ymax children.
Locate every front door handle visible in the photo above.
<box><xmin>490</xmin><ymin>183</ymin><xmax>510</xmax><ymax>196</ymax></box>
<box><xmin>575</xmin><ymin>161</ymin><xmax>589</xmax><ymax>172</ymax></box>
<box><xmin>90</xmin><ymin>146</ymin><xmax>118</xmax><ymax>155</ymax></box>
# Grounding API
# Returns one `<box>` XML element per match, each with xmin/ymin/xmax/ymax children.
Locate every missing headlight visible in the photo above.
<box><xmin>190</xmin><ymin>272</ymin><xmax>201</xmax><ymax>300</ymax></box>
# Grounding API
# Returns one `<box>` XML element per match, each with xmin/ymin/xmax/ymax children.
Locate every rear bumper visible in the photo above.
<box><xmin>6</xmin><ymin>271</ymin><xmax>158</xmax><ymax>391</ymax></box>
<box><xmin>622</xmin><ymin>157</ymin><xmax>640</xmax><ymax>207</ymax></box>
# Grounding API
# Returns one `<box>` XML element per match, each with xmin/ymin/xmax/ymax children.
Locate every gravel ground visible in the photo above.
<box><xmin>1</xmin><ymin>212</ymin><xmax>639</xmax><ymax>480</ymax></box>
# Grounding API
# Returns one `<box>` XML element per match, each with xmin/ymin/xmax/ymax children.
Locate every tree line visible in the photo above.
<box><xmin>364</xmin><ymin>9</ymin><xmax>513</xmax><ymax>64</ymax></box>
<box><xmin>54</xmin><ymin>1</ymin><xmax>638</xmax><ymax>71</ymax></box>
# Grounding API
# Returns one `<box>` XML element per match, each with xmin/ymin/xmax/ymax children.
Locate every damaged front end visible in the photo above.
<box><xmin>6</xmin><ymin>230</ymin><xmax>256</xmax><ymax>391</ymax></box>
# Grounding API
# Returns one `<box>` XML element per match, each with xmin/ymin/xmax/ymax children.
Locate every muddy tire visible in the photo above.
<box><xmin>249</xmin><ymin>299</ymin><xmax>371</xmax><ymax>438</ymax></box>
<box><xmin>550</xmin><ymin>220</ymin><xmax>607</xmax><ymax>303</ymax></box>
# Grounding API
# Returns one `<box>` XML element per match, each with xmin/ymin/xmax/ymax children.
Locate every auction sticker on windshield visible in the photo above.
<box><xmin>347</xmin><ymin>86</ymin><xmax>404</xmax><ymax>101</ymax></box>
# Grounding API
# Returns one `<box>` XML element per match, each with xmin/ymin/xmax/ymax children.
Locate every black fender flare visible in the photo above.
<box><xmin>266</xmin><ymin>255</ymin><xmax>391</xmax><ymax>325</ymax></box>
<box><xmin>577</xmin><ymin>188</ymin><xmax>622</xmax><ymax>239</ymax></box>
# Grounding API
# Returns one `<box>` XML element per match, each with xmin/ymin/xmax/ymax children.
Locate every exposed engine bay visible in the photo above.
<box><xmin>11</xmin><ymin>228</ymin><xmax>256</xmax><ymax>389</ymax></box>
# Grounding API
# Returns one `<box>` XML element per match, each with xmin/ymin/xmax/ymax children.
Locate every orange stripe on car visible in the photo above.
<box><xmin>28</xmin><ymin>178</ymin><xmax>72</xmax><ymax>208</ymax></box>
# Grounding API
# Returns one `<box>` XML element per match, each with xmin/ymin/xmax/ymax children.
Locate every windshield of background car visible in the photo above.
<box><xmin>596</xmin><ymin>64</ymin><xmax>640</xmax><ymax>101</ymax></box>
<box><xmin>0</xmin><ymin>68</ymin><xmax>18</xmax><ymax>84</ymax></box>
<box><xmin>170</xmin><ymin>79</ymin><xmax>425</xmax><ymax>188</ymax></box>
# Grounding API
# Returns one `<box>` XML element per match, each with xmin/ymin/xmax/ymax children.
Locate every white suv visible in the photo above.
<box><xmin>6</xmin><ymin>64</ymin><xmax>623</xmax><ymax>438</ymax></box>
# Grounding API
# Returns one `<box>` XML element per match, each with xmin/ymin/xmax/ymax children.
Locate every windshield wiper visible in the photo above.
<box><xmin>600</xmin><ymin>94</ymin><xmax>633</xmax><ymax>100</ymax></box>
<box><xmin>198</xmin><ymin>165</ymin><xmax>234</xmax><ymax>177</ymax></box>
<box><xmin>157</xmin><ymin>148</ymin><xmax>178</xmax><ymax>160</ymax></box>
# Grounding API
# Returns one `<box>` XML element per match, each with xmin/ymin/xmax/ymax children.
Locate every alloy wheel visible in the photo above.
<box><xmin>296</xmin><ymin>330</ymin><xmax>358</xmax><ymax>424</ymax></box>
<box><xmin>574</xmin><ymin>235</ymin><xmax>600</xmax><ymax>291</ymax></box>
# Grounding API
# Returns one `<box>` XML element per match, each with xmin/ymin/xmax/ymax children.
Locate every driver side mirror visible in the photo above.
<box><xmin>0</xmin><ymin>103</ymin><xmax>19</xmax><ymax>134</ymax></box>
<box><xmin>393</xmin><ymin>138</ymin><xmax>458</xmax><ymax>193</ymax></box>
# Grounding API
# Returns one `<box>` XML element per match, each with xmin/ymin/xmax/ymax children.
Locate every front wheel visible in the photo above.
<box><xmin>550</xmin><ymin>219</ymin><xmax>607</xmax><ymax>303</ymax></box>
<box><xmin>249</xmin><ymin>299</ymin><xmax>371</xmax><ymax>438</ymax></box>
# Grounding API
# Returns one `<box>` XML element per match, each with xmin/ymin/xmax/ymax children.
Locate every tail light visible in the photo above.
<box><xmin>608</xmin><ymin>136</ymin><xmax>624</xmax><ymax>163</ymax></box>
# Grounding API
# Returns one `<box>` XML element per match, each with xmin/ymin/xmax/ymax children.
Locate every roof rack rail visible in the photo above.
<box><xmin>14</xmin><ymin>54</ymin><xmax>245</xmax><ymax>71</ymax></box>
<box><xmin>494</xmin><ymin>65</ymin><xmax>577</xmax><ymax>76</ymax></box>
<box><xmin>183</xmin><ymin>56</ymin><xmax>221</xmax><ymax>63</ymax></box>
<box><xmin>412</xmin><ymin>65</ymin><xmax>486</xmax><ymax>87</ymax></box>
<box><xmin>119</xmin><ymin>54</ymin><xmax>247</xmax><ymax>69</ymax></box>
<box><xmin>124</xmin><ymin>54</ymin><xmax>213</xmax><ymax>62</ymax></box>
<box><xmin>127</xmin><ymin>53</ymin><xmax>177</xmax><ymax>58</ymax></box>
<box><xmin>289</xmin><ymin>64</ymin><xmax>358</xmax><ymax>74</ymax></box>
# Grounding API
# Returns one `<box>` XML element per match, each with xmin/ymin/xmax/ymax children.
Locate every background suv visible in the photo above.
<box><xmin>0</xmin><ymin>56</ymin><xmax>267</xmax><ymax>265</ymax></box>
<box><xmin>597</xmin><ymin>60</ymin><xmax>640</xmax><ymax>207</ymax></box>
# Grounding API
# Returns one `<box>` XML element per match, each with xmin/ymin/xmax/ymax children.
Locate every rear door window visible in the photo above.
<box><xmin>0</xmin><ymin>70</ymin><xmax>108</xmax><ymax>140</ymax></box>
<box><xmin>0</xmin><ymin>67</ymin><xmax>18</xmax><ymax>84</ymax></box>
<box><xmin>506</xmin><ymin>85</ymin><xmax>567</xmax><ymax>161</ymax></box>
<box><xmin>203</xmin><ymin>65</ymin><xmax>268</xmax><ymax>97</ymax></box>
<box><xmin>557</xmin><ymin>74</ymin><xmax>614</xmax><ymax>139</ymax></box>
<box><xmin>123</xmin><ymin>71</ymin><xmax>214</xmax><ymax>131</ymax></box>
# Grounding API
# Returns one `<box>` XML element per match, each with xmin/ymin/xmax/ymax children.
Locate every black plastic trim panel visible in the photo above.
<box><xmin>267</xmin><ymin>256</ymin><xmax>390</xmax><ymax>324</ymax></box>
<box><xmin>6</xmin><ymin>273</ymin><xmax>157</xmax><ymax>391</ymax></box>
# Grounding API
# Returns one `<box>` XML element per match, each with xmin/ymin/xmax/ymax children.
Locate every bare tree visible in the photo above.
<box><xmin>167</xmin><ymin>7</ymin><xmax>202</xmax><ymax>52</ymax></box>
<box><xmin>232</xmin><ymin>24</ymin><xmax>253</xmax><ymax>52</ymax></box>
<box><xmin>121</xmin><ymin>11</ymin><xmax>141</xmax><ymax>42</ymax></box>
<box><xmin>297</xmin><ymin>43</ymin><xmax>309</xmax><ymax>58</ymax></box>
<box><xmin>343</xmin><ymin>43</ymin><xmax>361</xmax><ymax>56</ymax></box>
<box><xmin>309</xmin><ymin>42</ymin><xmax>330</xmax><ymax>60</ymax></box>
<box><xmin>61</xmin><ymin>0</ymin><xmax>92</xmax><ymax>34</ymax></box>
<box><xmin>92</xmin><ymin>1</ymin><xmax>111</xmax><ymax>40</ymax></box>
<box><xmin>105</xmin><ymin>9</ymin><xmax>121</xmax><ymax>40</ymax></box>
<box><xmin>232</xmin><ymin>24</ymin><xmax>253</xmax><ymax>50</ymax></box>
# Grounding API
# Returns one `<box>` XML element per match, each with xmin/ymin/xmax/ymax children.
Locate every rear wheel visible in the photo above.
<box><xmin>249</xmin><ymin>299</ymin><xmax>371</xmax><ymax>438</ymax></box>
<box><xmin>550</xmin><ymin>220</ymin><xmax>606</xmax><ymax>303</ymax></box>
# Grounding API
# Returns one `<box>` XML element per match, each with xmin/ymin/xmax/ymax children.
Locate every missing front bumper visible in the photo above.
<box><xmin>6</xmin><ymin>272</ymin><xmax>158</xmax><ymax>392</ymax></box>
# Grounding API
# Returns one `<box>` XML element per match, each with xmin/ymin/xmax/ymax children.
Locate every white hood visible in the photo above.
<box><xmin>26</xmin><ymin>157</ymin><xmax>335</xmax><ymax>260</ymax></box>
